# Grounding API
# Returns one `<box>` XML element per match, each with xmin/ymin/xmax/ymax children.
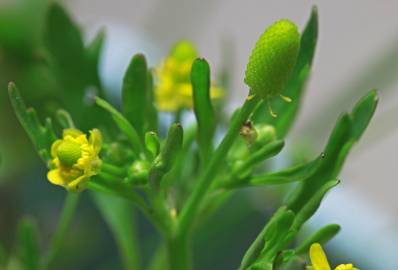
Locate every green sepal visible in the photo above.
<box><xmin>191</xmin><ymin>58</ymin><xmax>216</xmax><ymax>164</ymax></box>
<box><xmin>149</xmin><ymin>123</ymin><xmax>183</xmax><ymax>188</ymax></box>
<box><xmin>8</xmin><ymin>83</ymin><xmax>56</xmax><ymax>163</ymax></box>
<box><xmin>15</xmin><ymin>217</ymin><xmax>40</xmax><ymax>270</ymax></box>
<box><xmin>95</xmin><ymin>97</ymin><xmax>143</xmax><ymax>157</ymax></box>
<box><xmin>122</xmin><ymin>54</ymin><xmax>148</xmax><ymax>137</ymax></box>
<box><xmin>252</xmin><ymin>6</ymin><xmax>318</xmax><ymax>138</ymax></box>
<box><xmin>295</xmin><ymin>224</ymin><xmax>340</xmax><ymax>254</ymax></box>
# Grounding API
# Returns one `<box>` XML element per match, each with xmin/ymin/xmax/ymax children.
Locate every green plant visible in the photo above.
<box><xmin>2</xmin><ymin>3</ymin><xmax>377</xmax><ymax>270</ymax></box>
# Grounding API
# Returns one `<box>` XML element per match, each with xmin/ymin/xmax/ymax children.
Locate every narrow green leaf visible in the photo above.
<box><xmin>15</xmin><ymin>218</ymin><xmax>40</xmax><ymax>270</ymax></box>
<box><xmin>350</xmin><ymin>89</ymin><xmax>378</xmax><ymax>140</ymax></box>
<box><xmin>245</xmin><ymin>153</ymin><xmax>323</xmax><ymax>187</ymax></box>
<box><xmin>192</xmin><ymin>58</ymin><xmax>216</xmax><ymax>164</ymax></box>
<box><xmin>295</xmin><ymin>224</ymin><xmax>340</xmax><ymax>254</ymax></box>
<box><xmin>252</xmin><ymin>6</ymin><xmax>318</xmax><ymax>138</ymax></box>
<box><xmin>95</xmin><ymin>97</ymin><xmax>143</xmax><ymax>156</ymax></box>
<box><xmin>292</xmin><ymin>180</ymin><xmax>339</xmax><ymax>230</ymax></box>
<box><xmin>92</xmin><ymin>193</ymin><xmax>141</xmax><ymax>270</ymax></box>
<box><xmin>122</xmin><ymin>54</ymin><xmax>148</xmax><ymax>136</ymax></box>
<box><xmin>8</xmin><ymin>82</ymin><xmax>54</xmax><ymax>162</ymax></box>
<box><xmin>146</xmin><ymin>70</ymin><xmax>159</xmax><ymax>132</ymax></box>
<box><xmin>85</xmin><ymin>29</ymin><xmax>106</xmax><ymax>89</ymax></box>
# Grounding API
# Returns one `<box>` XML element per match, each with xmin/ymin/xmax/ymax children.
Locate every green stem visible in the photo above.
<box><xmin>178</xmin><ymin>94</ymin><xmax>260</xmax><ymax>236</ymax></box>
<box><xmin>101</xmin><ymin>162</ymin><xmax>126</xmax><ymax>178</ymax></box>
<box><xmin>166</xmin><ymin>233</ymin><xmax>191</xmax><ymax>270</ymax></box>
<box><xmin>43</xmin><ymin>193</ymin><xmax>80</xmax><ymax>270</ymax></box>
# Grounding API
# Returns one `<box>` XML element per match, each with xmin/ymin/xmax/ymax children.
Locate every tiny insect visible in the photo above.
<box><xmin>244</xmin><ymin>19</ymin><xmax>300</xmax><ymax>117</ymax></box>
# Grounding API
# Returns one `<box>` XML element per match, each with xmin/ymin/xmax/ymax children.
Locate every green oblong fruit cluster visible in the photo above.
<box><xmin>245</xmin><ymin>19</ymin><xmax>300</xmax><ymax>100</ymax></box>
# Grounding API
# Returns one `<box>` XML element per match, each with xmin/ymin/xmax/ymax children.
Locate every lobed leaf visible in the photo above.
<box><xmin>287</xmin><ymin>90</ymin><xmax>378</xmax><ymax>212</ymax></box>
<box><xmin>8</xmin><ymin>82</ymin><xmax>55</xmax><ymax>162</ymax></box>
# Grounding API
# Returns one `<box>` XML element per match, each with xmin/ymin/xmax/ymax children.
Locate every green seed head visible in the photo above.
<box><xmin>244</xmin><ymin>19</ymin><xmax>300</xmax><ymax>99</ymax></box>
<box><xmin>57</xmin><ymin>141</ymin><xmax>82</xmax><ymax>167</ymax></box>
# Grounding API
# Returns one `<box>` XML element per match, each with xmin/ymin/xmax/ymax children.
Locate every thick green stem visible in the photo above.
<box><xmin>178</xmin><ymin>94</ymin><xmax>260</xmax><ymax>236</ymax></box>
<box><xmin>43</xmin><ymin>193</ymin><xmax>80</xmax><ymax>270</ymax></box>
<box><xmin>166</xmin><ymin>233</ymin><xmax>191</xmax><ymax>270</ymax></box>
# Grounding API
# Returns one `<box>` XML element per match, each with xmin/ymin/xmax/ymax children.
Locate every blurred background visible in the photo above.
<box><xmin>1</xmin><ymin>0</ymin><xmax>398</xmax><ymax>269</ymax></box>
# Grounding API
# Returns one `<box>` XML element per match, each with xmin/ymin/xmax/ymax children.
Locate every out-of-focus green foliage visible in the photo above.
<box><xmin>1</xmin><ymin>2</ymin><xmax>380</xmax><ymax>270</ymax></box>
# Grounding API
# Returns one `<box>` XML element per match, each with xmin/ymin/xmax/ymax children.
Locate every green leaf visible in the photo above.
<box><xmin>85</xmin><ymin>29</ymin><xmax>106</xmax><ymax>89</ymax></box>
<box><xmin>149</xmin><ymin>123</ymin><xmax>183</xmax><ymax>188</ymax></box>
<box><xmin>295</xmin><ymin>224</ymin><xmax>340</xmax><ymax>254</ymax></box>
<box><xmin>15</xmin><ymin>217</ymin><xmax>40</xmax><ymax>270</ymax></box>
<box><xmin>287</xmin><ymin>90</ymin><xmax>378</xmax><ymax>212</ymax></box>
<box><xmin>8</xmin><ymin>82</ymin><xmax>56</xmax><ymax>162</ymax></box>
<box><xmin>239</xmin><ymin>207</ymin><xmax>286</xmax><ymax>270</ymax></box>
<box><xmin>92</xmin><ymin>193</ymin><xmax>141</xmax><ymax>270</ymax></box>
<box><xmin>192</xmin><ymin>58</ymin><xmax>216</xmax><ymax>164</ymax></box>
<box><xmin>122</xmin><ymin>54</ymin><xmax>148</xmax><ymax>137</ymax></box>
<box><xmin>44</xmin><ymin>3</ymin><xmax>85</xmax><ymax>82</ymax></box>
<box><xmin>349</xmin><ymin>89</ymin><xmax>378</xmax><ymax>140</ymax></box>
<box><xmin>243</xmin><ymin>153</ymin><xmax>323</xmax><ymax>187</ymax></box>
<box><xmin>146</xmin><ymin>70</ymin><xmax>159</xmax><ymax>132</ymax></box>
<box><xmin>292</xmin><ymin>180</ymin><xmax>339</xmax><ymax>230</ymax></box>
<box><xmin>252</xmin><ymin>6</ymin><xmax>318</xmax><ymax>138</ymax></box>
<box><xmin>95</xmin><ymin>97</ymin><xmax>143</xmax><ymax>156</ymax></box>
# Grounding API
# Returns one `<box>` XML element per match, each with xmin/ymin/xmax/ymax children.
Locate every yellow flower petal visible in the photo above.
<box><xmin>63</xmin><ymin>128</ymin><xmax>83</xmax><ymax>138</ymax></box>
<box><xmin>310</xmin><ymin>243</ymin><xmax>331</xmax><ymax>270</ymax></box>
<box><xmin>47</xmin><ymin>169</ymin><xmax>65</xmax><ymax>186</ymax></box>
<box><xmin>335</xmin><ymin>264</ymin><xmax>358</xmax><ymax>270</ymax></box>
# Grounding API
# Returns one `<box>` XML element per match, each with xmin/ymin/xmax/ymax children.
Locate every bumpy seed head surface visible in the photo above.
<box><xmin>244</xmin><ymin>19</ymin><xmax>300</xmax><ymax>99</ymax></box>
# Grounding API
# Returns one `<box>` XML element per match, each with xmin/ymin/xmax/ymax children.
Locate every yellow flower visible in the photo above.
<box><xmin>155</xmin><ymin>40</ymin><xmax>223</xmax><ymax>112</ymax></box>
<box><xmin>47</xmin><ymin>128</ymin><xmax>102</xmax><ymax>192</ymax></box>
<box><xmin>308</xmin><ymin>243</ymin><xmax>359</xmax><ymax>270</ymax></box>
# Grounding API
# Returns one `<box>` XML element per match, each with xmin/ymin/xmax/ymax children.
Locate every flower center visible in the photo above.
<box><xmin>57</xmin><ymin>141</ymin><xmax>82</xmax><ymax>167</ymax></box>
